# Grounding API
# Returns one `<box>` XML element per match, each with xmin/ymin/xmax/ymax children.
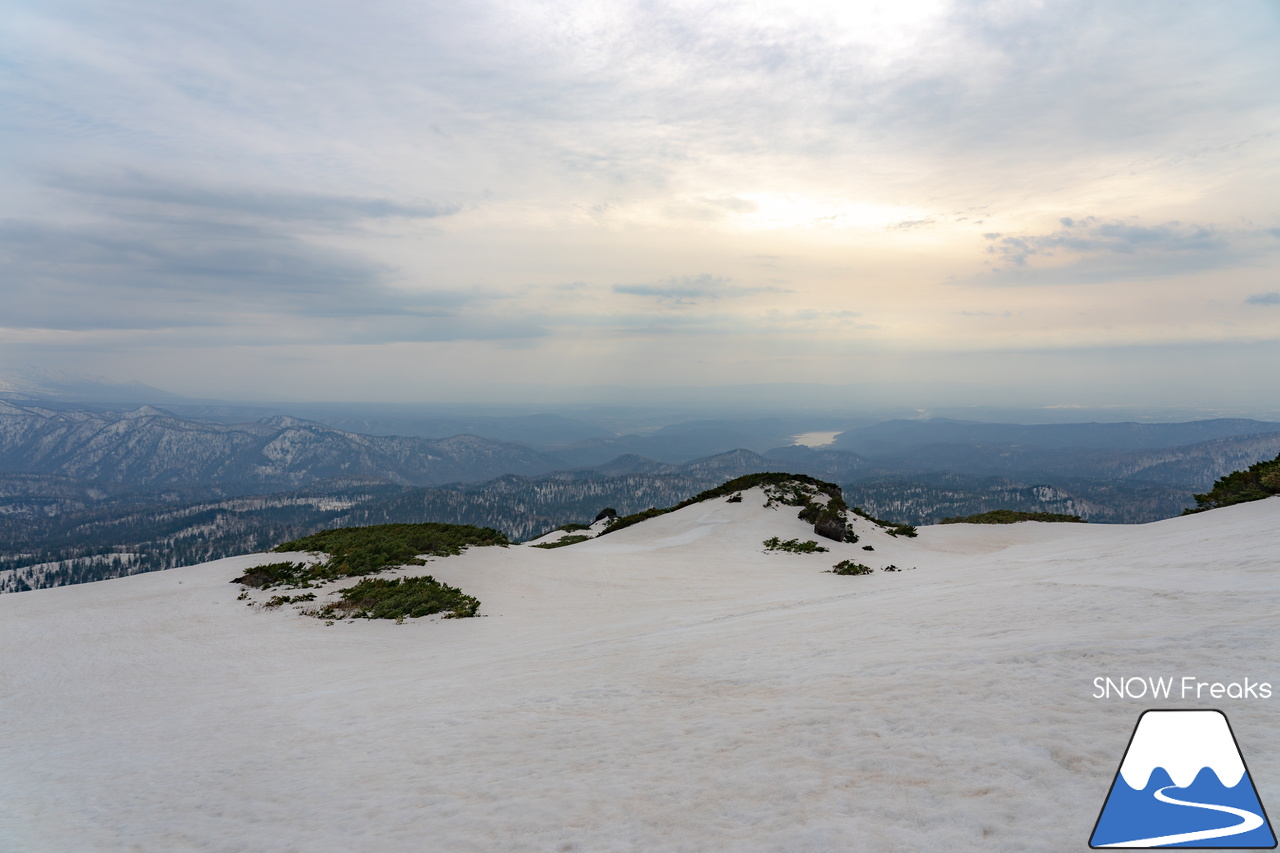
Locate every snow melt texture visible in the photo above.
<box><xmin>1</xmin><ymin>490</ymin><xmax>1277</xmax><ymax>852</ymax></box>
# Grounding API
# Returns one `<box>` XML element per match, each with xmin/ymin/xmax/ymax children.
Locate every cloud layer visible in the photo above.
<box><xmin>2</xmin><ymin>0</ymin><xmax>1278</xmax><ymax>403</ymax></box>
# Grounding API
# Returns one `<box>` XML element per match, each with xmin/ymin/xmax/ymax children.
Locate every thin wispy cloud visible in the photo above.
<box><xmin>975</xmin><ymin>218</ymin><xmax>1280</xmax><ymax>286</ymax></box>
<box><xmin>613</xmin><ymin>274</ymin><xmax>790</xmax><ymax>304</ymax></box>
<box><xmin>48</xmin><ymin>171</ymin><xmax>459</xmax><ymax>223</ymax></box>
<box><xmin>986</xmin><ymin>218</ymin><xmax>1229</xmax><ymax>267</ymax></box>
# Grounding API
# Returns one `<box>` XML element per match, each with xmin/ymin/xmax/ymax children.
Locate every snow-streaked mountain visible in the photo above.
<box><xmin>1</xmin><ymin>491</ymin><xmax>1277</xmax><ymax>852</ymax></box>
<box><xmin>0</xmin><ymin>401</ymin><xmax>562</xmax><ymax>488</ymax></box>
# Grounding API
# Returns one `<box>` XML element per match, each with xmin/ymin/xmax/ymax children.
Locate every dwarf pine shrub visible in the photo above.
<box><xmin>311</xmin><ymin>575</ymin><xmax>480</xmax><ymax>620</ymax></box>
<box><xmin>1185</xmin><ymin>452</ymin><xmax>1280</xmax><ymax>513</ymax></box>
<box><xmin>763</xmin><ymin>537</ymin><xmax>829</xmax><ymax>554</ymax></box>
<box><xmin>940</xmin><ymin>510</ymin><xmax>1085</xmax><ymax>524</ymax></box>
<box><xmin>532</xmin><ymin>534</ymin><xmax>590</xmax><ymax>549</ymax></box>
<box><xmin>246</xmin><ymin>523</ymin><xmax>507</xmax><ymax>589</ymax></box>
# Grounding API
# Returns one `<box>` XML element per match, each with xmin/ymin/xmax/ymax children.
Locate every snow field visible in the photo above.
<box><xmin>1</xmin><ymin>489</ymin><xmax>1277</xmax><ymax>851</ymax></box>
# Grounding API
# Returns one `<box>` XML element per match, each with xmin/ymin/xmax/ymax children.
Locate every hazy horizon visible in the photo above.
<box><xmin>6</xmin><ymin>365</ymin><xmax>1280</xmax><ymax>428</ymax></box>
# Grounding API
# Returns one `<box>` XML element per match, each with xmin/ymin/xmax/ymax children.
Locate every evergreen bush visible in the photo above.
<box><xmin>310</xmin><ymin>575</ymin><xmax>480</xmax><ymax>620</ymax></box>
<box><xmin>532</xmin><ymin>534</ymin><xmax>590</xmax><ymax>549</ymax></box>
<box><xmin>763</xmin><ymin>537</ymin><xmax>829</xmax><ymax>554</ymax></box>
<box><xmin>1185</xmin><ymin>452</ymin><xmax>1280</xmax><ymax>513</ymax></box>
<box><xmin>940</xmin><ymin>510</ymin><xmax>1085</xmax><ymax>524</ymax></box>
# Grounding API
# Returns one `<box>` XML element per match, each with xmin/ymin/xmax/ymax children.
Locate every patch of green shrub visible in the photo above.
<box><xmin>771</xmin><ymin>482</ymin><xmax>860</xmax><ymax>541</ymax></box>
<box><xmin>850</xmin><ymin>506</ymin><xmax>917</xmax><ymax>537</ymax></box>
<box><xmin>531</xmin><ymin>534</ymin><xmax>590</xmax><ymax>549</ymax></box>
<box><xmin>599</xmin><ymin>506</ymin><xmax>671</xmax><ymax>535</ymax></box>
<box><xmin>257</xmin><ymin>522</ymin><xmax>507</xmax><ymax>588</ymax></box>
<box><xmin>796</xmin><ymin>504</ymin><xmax>820</xmax><ymax>524</ymax></box>
<box><xmin>763</xmin><ymin>537</ymin><xmax>829</xmax><ymax>554</ymax></box>
<box><xmin>830</xmin><ymin>560</ymin><xmax>872</xmax><ymax>575</ymax></box>
<box><xmin>763</xmin><ymin>481</ymin><xmax>828</xmax><ymax>509</ymax></box>
<box><xmin>1184</xmin><ymin>452</ymin><xmax>1280</xmax><ymax>513</ymax></box>
<box><xmin>310</xmin><ymin>575</ymin><xmax>480</xmax><ymax>620</ymax></box>
<box><xmin>527</xmin><ymin>521</ymin><xmax>591</xmax><ymax>541</ymax></box>
<box><xmin>263</xmin><ymin>592</ymin><xmax>316</xmax><ymax>609</ymax></box>
<box><xmin>940</xmin><ymin>510</ymin><xmax>1086</xmax><ymax>524</ymax></box>
<box><xmin>232</xmin><ymin>561</ymin><xmax>314</xmax><ymax>589</ymax></box>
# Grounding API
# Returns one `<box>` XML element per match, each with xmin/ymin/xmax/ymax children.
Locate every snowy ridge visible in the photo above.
<box><xmin>523</xmin><ymin>514</ymin><xmax>615</xmax><ymax>546</ymax></box>
<box><xmin>1118</xmin><ymin>710</ymin><xmax>1246</xmax><ymax>790</ymax></box>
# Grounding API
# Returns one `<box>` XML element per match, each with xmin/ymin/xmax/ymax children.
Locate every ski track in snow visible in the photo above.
<box><xmin>1</xmin><ymin>491</ymin><xmax>1278</xmax><ymax>852</ymax></box>
<box><xmin>1099</xmin><ymin>785</ymin><xmax>1264</xmax><ymax>847</ymax></box>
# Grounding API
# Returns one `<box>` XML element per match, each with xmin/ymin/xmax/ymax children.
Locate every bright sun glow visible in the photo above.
<box><xmin>731</xmin><ymin>194</ymin><xmax>928</xmax><ymax>232</ymax></box>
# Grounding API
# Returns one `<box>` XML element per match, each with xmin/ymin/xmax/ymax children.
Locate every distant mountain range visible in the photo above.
<box><xmin>9</xmin><ymin>400</ymin><xmax>1278</xmax><ymax>493</ymax></box>
<box><xmin>5</xmin><ymin>401</ymin><xmax>1280</xmax><ymax>593</ymax></box>
<box><xmin>0</xmin><ymin>400</ymin><xmax>560</xmax><ymax>490</ymax></box>
<box><xmin>0</xmin><ymin>448</ymin><xmax>1207</xmax><ymax>593</ymax></box>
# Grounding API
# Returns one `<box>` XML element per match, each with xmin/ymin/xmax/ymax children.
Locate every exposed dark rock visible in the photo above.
<box><xmin>813</xmin><ymin>513</ymin><xmax>851</xmax><ymax>542</ymax></box>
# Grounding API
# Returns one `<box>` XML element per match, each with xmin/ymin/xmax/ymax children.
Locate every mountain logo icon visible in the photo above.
<box><xmin>1090</xmin><ymin>709</ymin><xmax>1276</xmax><ymax>848</ymax></box>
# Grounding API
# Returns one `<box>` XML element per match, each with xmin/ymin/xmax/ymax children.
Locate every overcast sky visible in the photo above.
<box><xmin>2</xmin><ymin>0</ymin><xmax>1278</xmax><ymax>408</ymax></box>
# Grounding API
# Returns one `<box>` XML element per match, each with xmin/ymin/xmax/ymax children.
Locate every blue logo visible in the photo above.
<box><xmin>1090</xmin><ymin>710</ymin><xmax>1276</xmax><ymax>848</ymax></box>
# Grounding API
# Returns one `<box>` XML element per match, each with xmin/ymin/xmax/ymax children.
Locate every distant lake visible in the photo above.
<box><xmin>790</xmin><ymin>430</ymin><xmax>841</xmax><ymax>447</ymax></box>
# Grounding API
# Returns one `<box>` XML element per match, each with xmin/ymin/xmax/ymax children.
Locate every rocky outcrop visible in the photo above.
<box><xmin>813</xmin><ymin>512</ymin><xmax>852</xmax><ymax>542</ymax></box>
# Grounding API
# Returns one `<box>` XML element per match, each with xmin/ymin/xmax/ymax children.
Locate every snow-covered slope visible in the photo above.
<box><xmin>1</xmin><ymin>490</ymin><xmax>1277</xmax><ymax>852</ymax></box>
<box><xmin>522</xmin><ymin>514</ymin><xmax>615</xmax><ymax>547</ymax></box>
